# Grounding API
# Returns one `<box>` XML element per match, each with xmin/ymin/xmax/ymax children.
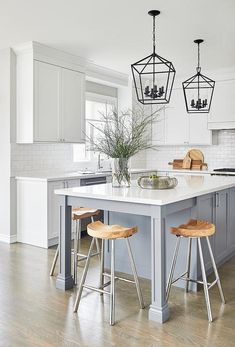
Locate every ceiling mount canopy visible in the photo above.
<box><xmin>131</xmin><ymin>10</ymin><xmax>176</xmax><ymax>105</ymax></box>
<box><xmin>182</xmin><ymin>39</ymin><xmax>215</xmax><ymax>113</ymax></box>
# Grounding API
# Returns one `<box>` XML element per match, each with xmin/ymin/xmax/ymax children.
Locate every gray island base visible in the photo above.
<box><xmin>55</xmin><ymin>175</ymin><xmax>235</xmax><ymax>323</ymax></box>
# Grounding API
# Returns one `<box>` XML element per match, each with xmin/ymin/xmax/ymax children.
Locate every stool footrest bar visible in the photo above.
<box><xmin>103</xmin><ymin>272</ymin><xmax>135</xmax><ymax>284</ymax></box>
<box><xmin>208</xmin><ymin>279</ymin><xmax>218</xmax><ymax>289</ymax></box>
<box><xmin>171</xmin><ymin>271</ymin><xmax>187</xmax><ymax>284</ymax></box>
<box><xmin>82</xmin><ymin>284</ymin><xmax>111</xmax><ymax>295</ymax></box>
<box><xmin>172</xmin><ymin>275</ymin><xmax>218</xmax><ymax>289</ymax></box>
<box><xmin>77</xmin><ymin>252</ymin><xmax>100</xmax><ymax>262</ymax></box>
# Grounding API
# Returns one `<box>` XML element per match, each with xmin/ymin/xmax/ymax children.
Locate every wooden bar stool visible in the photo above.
<box><xmin>166</xmin><ymin>219</ymin><xmax>226</xmax><ymax>322</ymax></box>
<box><xmin>50</xmin><ymin>208</ymin><xmax>100</xmax><ymax>284</ymax></box>
<box><xmin>73</xmin><ymin>221</ymin><xmax>145</xmax><ymax>325</ymax></box>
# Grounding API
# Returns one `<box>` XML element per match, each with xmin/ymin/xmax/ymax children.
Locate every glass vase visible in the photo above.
<box><xmin>111</xmin><ymin>157</ymin><xmax>131</xmax><ymax>187</ymax></box>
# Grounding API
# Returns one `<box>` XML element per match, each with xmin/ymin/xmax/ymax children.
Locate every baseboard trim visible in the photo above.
<box><xmin>0</xmin><ymin>233</ymin><xmax>17</xmax><ymax>244</ymax></box>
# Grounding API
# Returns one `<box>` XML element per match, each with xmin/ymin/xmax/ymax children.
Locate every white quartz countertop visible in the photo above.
<box><xmin>157</xmin><ymin>168</ymin><xmax>235</xmax><ymax>175</ymax></box>
<box><xmin>55</xmin><ymin>175</ymin><xmax>235</xmax><ymax>206</ymax></box>
<box><xmin>15</xmin><ymin>168</ymin><xmax>154</xmax><ymax>182</ymax></box>
<box><xmin>14</xmin><ymin>167</ymin><xmax>235</xmax><ymax>182</ymax></box>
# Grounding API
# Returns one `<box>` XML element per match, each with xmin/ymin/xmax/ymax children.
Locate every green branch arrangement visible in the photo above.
<box><xmin>86</xmin><ymin>105</ymin><xmax>164</xmax><ymax>159</ymax></box>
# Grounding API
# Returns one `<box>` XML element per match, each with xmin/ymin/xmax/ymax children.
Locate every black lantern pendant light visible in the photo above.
<box><xmin>182</xmin><ymin>39</ymin><xmax>215</xmax><ymax>113</ymax></box>
<box><xmin>131</xmin><ymin>10</ymin><xmax>176</xmax><ymax>105</ymax></box>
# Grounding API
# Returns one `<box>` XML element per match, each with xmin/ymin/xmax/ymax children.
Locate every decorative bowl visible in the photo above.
<box><xmin>137</xmin><ymin>175</ymin><xmax>178</xmax><ymax>190</ymax></box>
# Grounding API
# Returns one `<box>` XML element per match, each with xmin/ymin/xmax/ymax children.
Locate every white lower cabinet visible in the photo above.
<box><xmin>17</xmin><ymin>178</ymin><xmax>82</xmax><ymax>248</ymax></box>
<box><xmin>17</xmin><ymin>176</ymin><xmax>107</xmax><ymax>248</ymax></box>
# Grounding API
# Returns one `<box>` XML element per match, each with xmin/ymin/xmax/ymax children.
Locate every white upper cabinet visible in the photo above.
<box><xmin>165</xmin><ymin>88</ymin><xmax>189</xmax><ymax>145</ymax></box>
<box><xmin>34</xmin><ymin>61</ymin><xmax>60</xmax><ymax>142</ymax></box>
<box><xmin>61</xmin><ymin>67</ymin><xmax>85</xmax><ymax>143</ymax></box>
<box><xmin>14</xmin><ymin>42</ymin><xmax>86</xmax><ymax>143</ymax></box>
<box><xmin>151</xmin><ymin>86</ymin><xmax>215</xmax><ymax>145</ymax></box>
<box><xmin>208</xmin><ymin>77</ymin><xmax>235</xmax><ymax>129</ymax></box>
<box><xmin>189</xmin><ymin>113</ymin><xmax>212</xmax><ymax>145</ymax></box>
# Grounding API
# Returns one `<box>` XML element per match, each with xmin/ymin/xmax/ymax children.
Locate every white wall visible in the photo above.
<box><xmin>0</xmin><ymin>49</ymin><xmax>16</xmax><ymax>243</ymax></box>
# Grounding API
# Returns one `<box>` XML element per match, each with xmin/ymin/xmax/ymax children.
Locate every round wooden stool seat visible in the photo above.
<box><xmin>87</xmin><ymin>221</ymin><xmax>138</xmax><ymax>240</ymax></box>
<box><xmin>171</xmin><ymin>219</ymin><xmax>215</xmax><ymax>238</ymax></box>
<box><xmin>72</xmin><ymin>208</ymin><xmax>100</xmax><ymax>221</ymax></box>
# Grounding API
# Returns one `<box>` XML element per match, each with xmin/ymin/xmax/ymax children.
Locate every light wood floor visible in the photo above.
<box><xmin>0</xmin><ymin>237</ymin><xmax>235</xmax><ymax>347</ymax></box>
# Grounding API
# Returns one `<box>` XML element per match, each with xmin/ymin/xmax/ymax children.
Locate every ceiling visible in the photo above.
<box><xmin>0</xmin><ymin>0</ymin><xmax>234</xmax><ymax>75</ymax></box>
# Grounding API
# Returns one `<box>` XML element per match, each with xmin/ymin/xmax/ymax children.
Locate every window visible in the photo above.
<box><xmin>73</xmin><ymin>91</ymin><xmax>117</xmax><ymax>162</ymax></box>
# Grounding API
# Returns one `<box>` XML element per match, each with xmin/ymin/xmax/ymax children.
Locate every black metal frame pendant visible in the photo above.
<box><xmin>182</xmin><ymin>39</ymin><xmax>215</xmax><ymax>114</ymax></box>
<box><xmin>131</xmin><ymin>10</ymin><xmax>176</xmax><ymax>105</ymax></box>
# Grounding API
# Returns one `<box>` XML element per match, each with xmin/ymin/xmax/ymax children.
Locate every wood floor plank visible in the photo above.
<box><xmin>0</xmin><ymin>237</ymin><xmax>234</xmax><ymax>347</ymax></box>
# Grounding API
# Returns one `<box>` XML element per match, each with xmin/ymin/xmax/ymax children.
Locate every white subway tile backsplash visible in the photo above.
<box><xmin>139</xmin><ymin>130</ymin><xmax>235</xmax><ymax>170</ymax></box>
<box><xmin>11</xmin><ymin>143</ymin><xmax>97</xmax><ymax>176</ymax></box>
<box><xmin>11</xmin><ymin>130</ymin><xmax>235</xmax><ymax>176</ymax></box>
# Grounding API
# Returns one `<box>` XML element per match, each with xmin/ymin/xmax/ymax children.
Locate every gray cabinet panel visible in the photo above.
<box><xmin>197</xmin><ymin>193</ymin><xmax>214</xmax><ymax>272</ymax></box>
<box><xmin>228</xmin><ymin>188</ymin><xmax>235</xmax><ymax>246</ymax></box>
<box><xmin>214</xmin><ymin>190</ymin><xmax>228</xmax><ymax>262</ymax></box>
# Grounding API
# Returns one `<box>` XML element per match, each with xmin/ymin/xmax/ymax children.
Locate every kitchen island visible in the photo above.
<box><xmin>55</xmin><ymin>175</ymin><xmax>235</xmax><ymax>323</ymax></box>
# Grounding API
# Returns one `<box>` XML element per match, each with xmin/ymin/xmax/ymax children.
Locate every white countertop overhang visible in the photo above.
<box><xmin>55</xmin><ymin>175</ymin><xmax>235</xmax><ymax>206</ymax></box>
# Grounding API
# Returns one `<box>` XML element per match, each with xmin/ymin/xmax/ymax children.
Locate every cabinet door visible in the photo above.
<box><xmin>67</xmin><ymin>179</ymin><xmax>80</xmax><ymax>188</ymax></box>
<box><xmin>61</xmin><ymin>68</ymin><xmax>85</xmax><ymax>143</ymax></box>
<box><xmin>151</xmin><ymin>110</ymin><xmax>166</xmax><ymax>145</ymax></box>
<box><xmin>208</xmin><ymin>79</ymin><xmax>235</xmax><ymax>129</ymax></box>
<box><xmin>214</xmin><ymin>190</ymin><xmax>228</xmax><ymax>262</ymax></box>
<box><xmin>34</xmin><ymin>61</ymin><xmax>60</xmax><ymax>142</ymax></box>
<box><xmin>189</xmin><ymin>114</ymin><xmax>212</xmax><ymax>145</ymax></box>
<box><xmin>165</xmin><ymin>88</ymin><xmax>189</xmax><ymax>144</ymax></box>
<box><xmin>48</xmin><ymin>180</ymin><xmax>65</xmax><ymax>240</ymax></box>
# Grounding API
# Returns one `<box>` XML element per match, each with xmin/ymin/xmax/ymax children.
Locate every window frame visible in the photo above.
<box><xmin>73</xmin><ymin>92</ymin><xmax>117</xmax><ymax>163</ymax></box>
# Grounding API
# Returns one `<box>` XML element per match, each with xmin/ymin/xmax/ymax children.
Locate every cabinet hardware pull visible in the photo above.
<box><xmin>84</xmin><ymin>181</ymin><xmax>106</xmax><ymax>185</ymax></box>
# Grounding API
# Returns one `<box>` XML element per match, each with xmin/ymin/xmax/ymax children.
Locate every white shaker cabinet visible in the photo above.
<box><xmin>164</xmin><ymin>88</ymin><xmax>189</xmax><ymax>145</ymax></box>
<box><xmin>17</xmin><ymin>175</ymin><xmax>107</xmax><ymax>248</ymax></box>
<box><xmin>15</xmin><ymin>42</ymin><xmax>85</xmax><ymax>143</ymax></box>
<box><xmin>151</xmin><ymin>87</ymin><xmax>215</xmax><ymax>145</ymax></box>
<box><xmin>17</xmin><ymin>177</ymin><xmax>82</xmax><ymax>248</ymax></box>
<box><xmin>34</xmin><ymin>61</ymin><xmax>61</xmax><ymax>142</ymax></box>
<box><xmin>61</xmin><ymin>67</ymin><xmax>85</xmax><ymax>143</ymax></box>
<box><xmin>189</xmin><ymin>113</ymin><xmax>213</xmax><ymax>145</ymax></box>
<box><xmin>208</xmin><ymin>78</ymin><xmax>235</xmax><ymax>129</ymax></box>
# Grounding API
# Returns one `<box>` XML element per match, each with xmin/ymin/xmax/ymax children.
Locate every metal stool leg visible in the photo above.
<box><xmin>198</xmin><ymin>238</ymin><xmax>213</xmax><ymax>322</ymax></box>
<box><xmin>126</xmin><ymin>238</ymin><xmax>145</xmax><ymax>309</ymax></box>
<box><xmin>166</xmin><ymin>236</ymin><xmax>181</xmax><ymax>301</ymax></box>
<box><xmin>206</xmin><ymin>236</ymin><xmax>226</xmax><ymax>304</ymax></box>
<box><xmin>99</xmin><ymin>239</ymin><xmax>105</xmax><ymax>294</ymax></box>
<box><xmin>50</xmin><ymin>245</ymin><xmax>59</xmax><ymax>276</ymax></box>
<box><xmin>73</xmin><ymin>220</ymin><xmax>79</xmax><ymax>285</ymax></box>
<box><xmin>185</xmin><ymin>237</ymin><xmax>192</xmax><ymax>292</ymax></box>
<box><xmin>73</xmin><ymin>238</ymin><xmax>95</xmax><ymax>313</ymax></box>
<box><xmin>91</xmin><ymin>216</ymin><xmax>101</xmax><ymax>260</ymax></box>
<box><xmin>110</xmin><ymin>240</ymin><xmax>115</xmax><ymax>325</ymax></box>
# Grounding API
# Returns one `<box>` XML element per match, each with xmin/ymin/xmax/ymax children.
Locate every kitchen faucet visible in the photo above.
<box><xmin>97</xmin><ymin>153</ymin><xmax>104</xmax><ymax>171</ymax></box>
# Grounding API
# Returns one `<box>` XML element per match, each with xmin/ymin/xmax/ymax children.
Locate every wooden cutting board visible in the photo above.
<box><xmin>182</xmin><ymin>153</ymin><xmax>192</xmax><ymax>169</ymax></box>
<box><xmin>188</xmin><ymin>149</ymin><xmax>204</xmax><ymax>162</ymax></box>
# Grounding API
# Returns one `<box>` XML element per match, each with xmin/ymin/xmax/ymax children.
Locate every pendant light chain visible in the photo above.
<box><xmin>197</xmin><ymin>42</ymin><xmax>201</xmax><ymax>73</ymax></box>
<box><xmin>153</xmin><ymin>15</ymin><xmax>156</xmax><ymax>54</ymax></box>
